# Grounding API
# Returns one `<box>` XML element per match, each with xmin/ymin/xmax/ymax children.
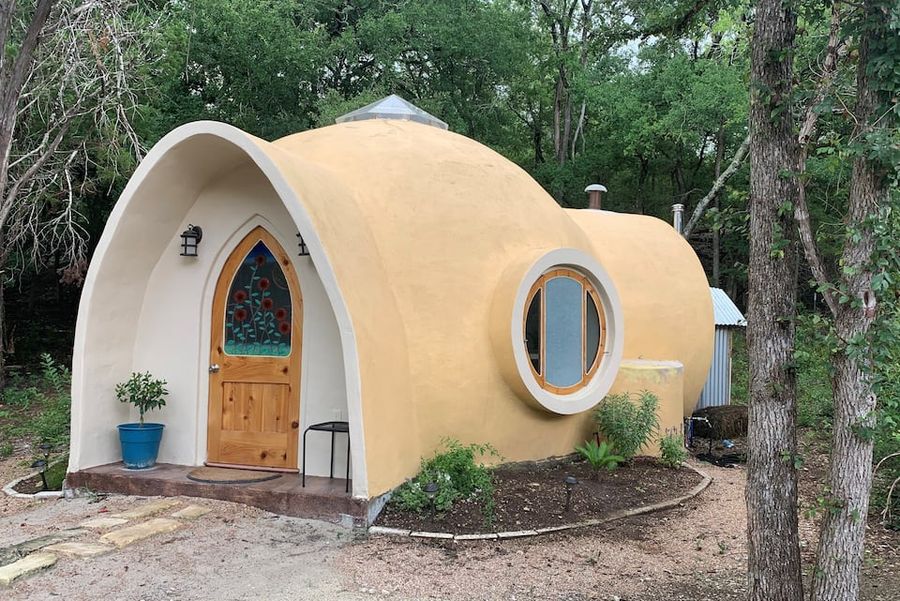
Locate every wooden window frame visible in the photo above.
<box><xmin>523</xmin><ymin>268</ymin><xmax>607</xmax><ymax>395</ymax></box>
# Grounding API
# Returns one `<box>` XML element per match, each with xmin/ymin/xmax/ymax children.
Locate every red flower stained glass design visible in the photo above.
<box><xmin>224</xmin><ymin>240</ymin><xmax>292</xmax><ymax>356</ymax></box>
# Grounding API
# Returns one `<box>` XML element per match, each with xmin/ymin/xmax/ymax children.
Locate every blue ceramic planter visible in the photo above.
<box><xmin>118</xmin><ymin>423</ymin><xmax>164</xmax><ymax>469</ymax></box>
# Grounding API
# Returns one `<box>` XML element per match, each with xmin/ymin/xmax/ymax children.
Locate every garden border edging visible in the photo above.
<box><xmin>2</xmin><ymin>459</ymin><xmax>67</xmax><ymax>500</ymax></box>
<box><xmin>367</xmin><ymin>461</ymin><xmax>712</xmax><ymax>541</ymax></box>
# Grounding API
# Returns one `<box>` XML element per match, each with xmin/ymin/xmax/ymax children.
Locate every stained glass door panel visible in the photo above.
<box><xmin>224</xmin><ymin>241</ymin><xmax>292</xmax><ymax>357</ymax></box>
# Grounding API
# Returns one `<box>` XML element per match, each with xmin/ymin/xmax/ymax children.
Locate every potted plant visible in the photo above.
<box><xmin>115</xmin><ymin>372</ymin><xmax>168</xmax><ymax>469</ymax></box>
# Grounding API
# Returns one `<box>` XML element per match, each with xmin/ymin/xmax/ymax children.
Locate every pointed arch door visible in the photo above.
<box><xmin>207</xmin><ymin>227</ymin><xmax>302</xmax><ymax>471</ymax></box>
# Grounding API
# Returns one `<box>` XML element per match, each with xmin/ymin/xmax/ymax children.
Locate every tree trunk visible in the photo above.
<box><xmin>746</xmin><ymin>0</ymin><xmax>803</xmax><ymax>599</ymax></box>
<box><xmin>810</xmin><ymin>3</ymin><xmax>884</xmax><ymax>596</ymax></box>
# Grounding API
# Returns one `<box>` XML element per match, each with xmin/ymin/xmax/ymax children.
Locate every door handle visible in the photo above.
<box><xmin>209</xmin><ymin>364</ymin><xmax>220</xmax><ymax>373</ymax></box>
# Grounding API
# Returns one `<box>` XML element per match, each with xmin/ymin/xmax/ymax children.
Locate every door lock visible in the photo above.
<box><xmin>208</xmin><ymin>364</ymin><xmax>220</xmax><ymax>373</ymax></box>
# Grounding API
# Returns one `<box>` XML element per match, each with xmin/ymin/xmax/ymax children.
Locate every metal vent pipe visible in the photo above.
<box><xmin>672</xmin><ymin>203</ymin><xmax>685</xmax><ymax>234</ymax></box>
<box><xmin>585</xmin><ymin>184</ymin><xmax>607</xmax><ymax>209</ymax></box>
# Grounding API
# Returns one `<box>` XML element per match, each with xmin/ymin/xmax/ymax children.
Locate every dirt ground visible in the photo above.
<box><xmin>376</xmin><ymin>456</ymin><xmax>702</xmax><ymax>534</ymax></box>
<box><xmin>1</xmin><ymin>455</ymin><xmax>898</xmax><ymax>601</ymax></box>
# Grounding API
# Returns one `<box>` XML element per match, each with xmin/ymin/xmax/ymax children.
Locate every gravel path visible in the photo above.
<box><xmin>1</xmin><ymin>457</ymin><xmax>896</xmax><ymax>600</ymax></box>
<box><xmin>341</xmin><ymin>460</ymin><xmax>749</xmax><ymax>600</ymax></box>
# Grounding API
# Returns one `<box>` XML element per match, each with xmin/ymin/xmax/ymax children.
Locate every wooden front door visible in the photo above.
<box><xmin>207</xmin><ymin>227</ymin><xmax>302</xmax><ymax>471</ymax></box>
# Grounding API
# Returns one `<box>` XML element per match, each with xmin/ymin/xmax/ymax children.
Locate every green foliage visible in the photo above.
<box><xmin>115</xmin><ymin>372</ymin><xmax>168</xmax><ymax>425</ymax></box>
<box><xmin>393</xmin><ymin>439</ymin><xmax>499</xmax><ymax>523</ymax></box>
<box><xmin>593</xmin><ymin>391</ymin><xmax>660</xmax><ymax>460</ymax></box>
<box><xmin>42</xmin><ymin>459</ymin><xmax>68</xmax><ymax>491</ymax></box>
<box><xmin>575</xmin><ymin>440</ymin><xmax>625</xmax><ymax>472</ymax></box>
<box><xmin>731</xmin><ymin>329</ymin><xmax>748</xmax><ymax>405</ymax></box>
<box><xmin>659</xmin><ymin>432</ymin><xmax>687</xmax><ymax>468</ymax></box>
<box><xmin>0</xmin><ymin>354</ymin><xmax>71</xmax><ymax>447</ymax></box>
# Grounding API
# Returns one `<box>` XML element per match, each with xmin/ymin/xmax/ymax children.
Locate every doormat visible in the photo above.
<box><xmin>187</xmin><ymin>467</ymin><xmax>282</xmax><ymax>484</ymax></box>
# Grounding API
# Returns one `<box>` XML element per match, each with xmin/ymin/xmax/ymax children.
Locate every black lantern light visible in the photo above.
<box><xmin>563</xmin><ymin>475</ymin><xmax>578</xmax><ymax>513</ymax></box>
<box><xmin>296</xmin><ymin>232</ymin><xmax>310</xmax><ymax>256</ymax></box>
<box><xmin>179</xmin><ymin>224</ymin><xmax>203</xmax><ymax>257</ymax></box>
<box><xmin>424</xmin><ymin>481</ymin><xmax>439</xmax><ymax>517</ymax></box>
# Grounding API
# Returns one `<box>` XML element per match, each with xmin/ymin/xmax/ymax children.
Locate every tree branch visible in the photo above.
<box><xmin>0</xmin><ymin>0</ymin><xmax>19</xmax><ymax>77</ymax></box>
<box><xmin>1</xmin><ymin>0</ymin><xmax>55</xmax><ymax>110</ymax></box>
<box><xmin>681</xmin><ymin>133</ymin><xmax>750</xmax><ymax>238</ymax></box>
<box><xmin>792</xmin><ymin>4</ymin><xmax>847</xmax><ymax>318</ymax></box>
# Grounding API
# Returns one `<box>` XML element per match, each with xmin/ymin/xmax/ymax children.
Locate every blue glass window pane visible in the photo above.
<box><xmin>544</xmin><ymin>276</ymin><xmax>583</xmax><ymax>387</ymax></box>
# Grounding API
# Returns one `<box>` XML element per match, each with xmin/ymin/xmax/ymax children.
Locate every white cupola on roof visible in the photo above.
<box><xmin>335</xmin><ymin>94</ymin><xmax>448</xmax><ymax>130</ymax></box>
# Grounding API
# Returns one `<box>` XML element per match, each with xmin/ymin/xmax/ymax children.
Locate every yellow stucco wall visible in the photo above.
<box><xmin>566</xmin><ymin>210</ymin><xmax>715</xmax><ymax>416</ymax></box>
<box><xmin>259</xmin><ymin>120</ymin><xmax>713</xmax><ymax>496</ymax></box>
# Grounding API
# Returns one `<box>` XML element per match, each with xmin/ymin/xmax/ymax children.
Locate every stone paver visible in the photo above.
<box><xmin>79</xmin><ymin>516</ymin><xmax>129</xmax><ymax>529</ymax></box>
<box><xmin>100</xmin><ymin>518</ymin><xmax>182</xmax><ymax>548</ymax></box>
<box><xmin>0</xmin><ymin>552</ymin><xmax>57</xmax><ymax>587</ymax></box>
<box><xmin>171</xmin><ymin>504</ymin><xmax>212</xmax><ymax>520</ymax></box>
<box><xmin>0</xmin><ymin>529</ymin><xmax>85</xmax><ymax>567</ymax></box>
<box><xmin>43</xmin><ymin>541</ymin><xmax>114</xmax><ymax>558</ymax></box>
<box><xmin>111</xmin><ymin>498</ymin><xmax>181</xmax><ymax>520</ymax></box>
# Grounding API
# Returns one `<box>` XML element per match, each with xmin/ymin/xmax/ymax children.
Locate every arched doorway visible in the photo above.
<box><xmin>206</xmin><ymin>226</ymin><xmax>303</xmax><ymax>470</ymax></box>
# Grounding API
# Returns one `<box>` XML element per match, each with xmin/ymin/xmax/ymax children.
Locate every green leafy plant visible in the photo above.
<box><xmin>593</xmin><ymin>391</ymin><xmax>660</xmax><ymax>460</ymax></box>
<box><xmin>115</xmin><ymin>372</ymin><xmax>168</xmax><ymax>425</ymax></box>
<box><xmin>575</xmin><ymin>439</ymin><xmax>624</xmax><ymax>473</ymax></box>
<box><xmin>659</xmin><ymin>432</ymin><xmax>688</xmax><ymax>468</ymax></box>
<box><xmin>393</xmin><ymin>438</ymin><xmax>499</xmax><ymax>525</ymax></box>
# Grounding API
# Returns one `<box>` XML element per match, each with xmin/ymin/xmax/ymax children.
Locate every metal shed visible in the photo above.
<box><xmin>697</xmin><ymin>288</ymin><xmax>746</xmax><ymax>409</ymax></box>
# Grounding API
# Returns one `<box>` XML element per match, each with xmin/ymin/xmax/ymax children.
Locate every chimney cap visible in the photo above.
<box><xmin>585</xmin><ymin>184</ymin><xmax>607</xmax><ymax>193</ymax></box>
<box><xmin>672</xmin><ymin>203</ymin><xmax>685</xmax><ymax>211</ymax></box>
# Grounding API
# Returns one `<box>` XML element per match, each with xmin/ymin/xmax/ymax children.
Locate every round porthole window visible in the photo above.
<box><xmin>524</xmin><ymin>268</ymin><xmax>605</xmax><ymax>394</ymax></box>
<box><xmin>506</xmin><ymin>249</ymin><xmax>623</xmax><ymax>415</ymax></box>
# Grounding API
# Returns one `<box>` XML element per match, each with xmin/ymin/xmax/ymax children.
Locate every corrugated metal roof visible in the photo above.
<box><xmin>710</xmin><ymin>287</ymin><xmax>746</xmax><ymax>327</ymax></box>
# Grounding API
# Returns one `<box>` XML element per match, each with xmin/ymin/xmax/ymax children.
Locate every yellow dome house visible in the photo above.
<box><xmin>67</xmin><ymin>96</ymin><xmax>713</xmax><ymax>523</ymax></box>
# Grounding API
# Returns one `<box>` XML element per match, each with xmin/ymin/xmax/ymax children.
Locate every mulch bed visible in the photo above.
<box><xmin>375</xmin><ymin>456</ymin><xmax>703</xmax><ymax>535</ymax></box>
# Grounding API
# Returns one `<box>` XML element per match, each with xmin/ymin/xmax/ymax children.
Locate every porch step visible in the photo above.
<box><xmin>67</xmin><ymin>463</ymin><xmax>367</xmax><ymax>525</ymax></box>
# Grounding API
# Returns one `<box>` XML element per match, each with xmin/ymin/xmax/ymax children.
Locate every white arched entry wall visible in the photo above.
<box><xmin>69</xmin><ymin>123</ymin><xmax>368</xmax><ymax>497</ymax></box>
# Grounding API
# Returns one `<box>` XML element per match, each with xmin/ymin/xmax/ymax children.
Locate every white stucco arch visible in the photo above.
<box><xmin>69</xmin><ymin>122</ymin><xmax>369</xmax><ymax>498</ymax></box>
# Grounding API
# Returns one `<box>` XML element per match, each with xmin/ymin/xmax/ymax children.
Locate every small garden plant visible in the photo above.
<box><xmin>659</xmin><ymin>431</ymin><xmax>688</xmax><ymax>468</ymax></box>
<box><xmin>393</xmin><ymin>438</ymin><xmax>499</xmax><ymax>524</ymax></box>
<box><xmin>575</xmin><ymin>439</ymin><xmax>624</xmax><ymax>475</ymax></box>
<box><xmin>593</xmin><ymin>391</ymin><xmax>660</xmax><ymax>460</ymax></box>
<box><xmin>115</xmin><ymin>372</ymin><xmax>168</xmax><ymax>425</ymax></box>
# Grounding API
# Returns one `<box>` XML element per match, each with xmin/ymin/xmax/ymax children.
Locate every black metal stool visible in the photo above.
<box><xmin>301</xmin><ymin>421</ymin><xmax>350</xmax><ymax>493</ymax></box>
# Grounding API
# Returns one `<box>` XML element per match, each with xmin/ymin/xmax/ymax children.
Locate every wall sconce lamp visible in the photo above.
<box><xmin>180</xmin><ymin>224</ymin><xmax>203</xmax><ymax>257</ymax></box>
<box><xmin>296</xmin><ymin>232</ymin><xmax>310</xmax><ymax>256</ymax></box>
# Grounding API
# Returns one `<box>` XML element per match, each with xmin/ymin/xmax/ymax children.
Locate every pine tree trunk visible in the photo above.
<box><xmin>810</xmin><ymin>3</ymin><xmax>884</xmax><ymax>596</ymax></box>
<box><xmin>746</xmin><ymin>0</ymin><xmax>803</xmax><ymax>599</ymax></box>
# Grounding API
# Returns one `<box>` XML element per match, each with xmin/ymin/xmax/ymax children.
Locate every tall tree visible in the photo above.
<box><xmin>799</xmin><ymin>2</ymin><xmax>896</xmax><ymax>599</ymax></box>
<box><xmin>745</xmin><ymin>0</ymin><xmax>803</xmax><ymax>599</ymax></box>
<box><xmin>0</xmin><ymin>0</ymin><xmax>151</xmax><ymax>388</ymax></box>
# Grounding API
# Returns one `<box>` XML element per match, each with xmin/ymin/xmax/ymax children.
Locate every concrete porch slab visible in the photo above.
<box><xmin>67</xmin><ymin>462</ymin><xmax>368</xmax><ymax>525</ymax></box>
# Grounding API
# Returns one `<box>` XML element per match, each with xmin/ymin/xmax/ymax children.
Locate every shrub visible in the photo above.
<box><xmin>31</xmin><ymin>353</ymin><xmax>72</xmax><ymax>446</ymax></box>
<box><xmin>575</xmin><ymin>439</ymin><xmax>624</xmax><ymax>473</ymax></box>
<box><xmin>115</xmin><ymin>372</ymin><xmax>168</xmax><ymax>424</ymax></box>
<box><xmin>593</xmin><ymin>391</ymin><xmax>659</xmax><ymax>460</ymax></box>
<box><xmin>659</xmin><ymin>432</ymin><xmax>688</xmax><ymax>468</ymax></box>
<box><xmin>393</xmin><ymin>439</ymin><xmax>499</xmax><ymax>523</ymax></box>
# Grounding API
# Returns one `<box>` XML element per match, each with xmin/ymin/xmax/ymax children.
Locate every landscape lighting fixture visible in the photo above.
<box><xmin>564</xmin><ymin>475</ymin><xmax>578</xmax><ymax>513</ymax></box>
<box><xmin>424</xmin><ymin>482</ymin><xmax>439</xmax><ymax>517</ymax></box>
